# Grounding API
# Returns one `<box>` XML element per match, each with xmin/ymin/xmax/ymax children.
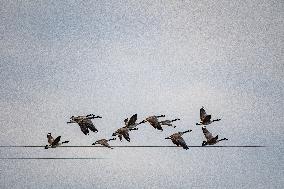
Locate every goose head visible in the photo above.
<box><xmin>92</xmin><ymin>141</ymin><xmax>99</xmax><ymax>145</ymax></box>
<box><xmin>47</xmin><ymin>133</ymin><xmax>53</xmax><ymax>139</ymax></box>
<box><xmin>124</xmin><ymin>118</ymin><xmax>128</xmax><ymax>124</ymax></box>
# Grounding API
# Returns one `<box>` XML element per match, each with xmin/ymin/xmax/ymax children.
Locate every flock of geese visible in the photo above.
<box><xmin>45</xmin><ymin>107</ymin><xmax>228</xmax><ymax>150</ymax></box>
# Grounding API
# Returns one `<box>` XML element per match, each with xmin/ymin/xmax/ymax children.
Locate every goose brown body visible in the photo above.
<box><xmin>124</xmin><ymin>114</ymin><xmax>146</xmax><ymax>130</ymax></box>
<box><xmin>145</xmin><ymin>115</ymin><xmax>165</xmax><ymax>131</ymax></box>
<box><xmin>92</xmin><ymin>138</ymin><xmax>116</xmax><ymax>149</ymax></box>
<box><xmin>67</xmin><ymin>114</ymin><xmax>102</xmax><ymax>135</ymax></box>
<box><xmin>45</xmin><ymin>133</ymin><xmax>69</xmax><ymax>149</ymax></box>
<box><xmin>165</xmin><ymin>130</ymin><xmax>192</xmax><ymax>150</ymax></box>
<box><xmin>196</xmin><ymin>107</ymin><xmax>221</xmax><ymax>125</ymax></box>
<box><xmin>202</xmin><ymin>127</ymin><xmax>228</xmax><ymax>146</ymax></box>
<box><xmin>159</xmin><ymin>118</ymin><xmax>180</xmax><ymax>128</ymax></box>
<box><xmin>112</xmin><ymin>127</ymin><xmax>131</xmax><ymax>142</ymax></box>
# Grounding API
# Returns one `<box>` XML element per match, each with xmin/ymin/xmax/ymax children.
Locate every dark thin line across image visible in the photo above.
<box><xmin>0</xmin><ymin>145</ymin><xmax>266</xmax><ymax>148</ymax></box>
<box><xmin>0</xmin><ymin>157</ymin><xmax>106</xmax><ymax>160</ymax></box>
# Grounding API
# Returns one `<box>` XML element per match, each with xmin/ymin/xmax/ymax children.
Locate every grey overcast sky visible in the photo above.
<box><xmin>0</xmin><ymin>1</ymin><xmax>283</xmax><ymax>188</ymax></box>
<box><xmin>0</xmin><ymin>0</ymin><xmax>283</xmax><ymax>145</ymax></box>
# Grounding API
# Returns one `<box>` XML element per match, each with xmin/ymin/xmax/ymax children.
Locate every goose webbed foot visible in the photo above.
<box><xmin>202</xmin><ymin>141</ymin><xmax>207</xmax><ymax>146</ymax></box>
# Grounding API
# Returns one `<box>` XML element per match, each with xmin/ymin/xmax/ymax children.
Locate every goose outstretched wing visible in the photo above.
<box><xmin>127</xmin><ymin>114</ymin><xmax>137</xmax><ymax>127</ymax></box>
<box><xmin>84</xmin><ymin>119</ymin><xmax>98</xmax><ymax>132</ymax></box>
<box><xmin>200</xmin><ymin>107</ymin><xmax>208</xmax><ymax>121</ymax></box>
<box><xmin>122</xmin><ymin>130</ymin><xmax>130</xmax><ymax>142</ymax></box>
<box><xmin>176</xmin><ymin>137</ymin><xmax>188</xmax><ymax>149</ymax></box>
<box><xmin>52</xmin><ymin>136</ymin><xmax>61</xmax><ymax>146</ymax></box>
<box><xmin>151</xmin><ymin>122</ymin><xmax>163</xmax><ymax>130</ymax></box>
<box><xmin>203</xmin><ymin>115</ymin><xmax>212</xmax><ymax>123</ymax></box>
<box><xmin>79</xmin><ymin>124</ymin><xmax>89</xmax><ymax>135</ymax></box>
<box><xmin>202</xmin><ymin>128</ymin><xmax>214</xmax><ymax>141</ymax></box>
<box><xmin>79</xmin><ymin>119</ymin><xmax>98</xmax><ymax>134</ymax></box>
<box><xmin>87</xmin><ymin>124</ymin><xmax>98</xmax><ymax>133</ymax></box>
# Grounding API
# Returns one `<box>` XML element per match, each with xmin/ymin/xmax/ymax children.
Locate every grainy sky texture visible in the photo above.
<box><xmin>0</xmin><ymin>0</ymin><xmax>283</xmax><ymax>189</ymax></box>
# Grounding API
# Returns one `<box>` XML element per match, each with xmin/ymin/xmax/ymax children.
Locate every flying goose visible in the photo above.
<box><xmin>201</xmin><ymin>127</ymin><xmax>228</xmax><ymax>146</ymax></box>
<box><xmin>124</xmin><ymin>114</ymin><xmax>146</xmax><ymax>130</ymax></box>
<box><xmin>112</xmin><ymin>127</ymin><xmax>131</xmax><ymax>142</ymax></box>
<box><xmin>165</xmin><ymin>130</ymin><xmax>192</xmax><ymax>150</ymax></box>
<box><xmin>67</xmin><ymin>114</ymin><xmax>102</xmax><ymax>135</ymax></box>
<box><xmin>159</xmin><ymin>118</ymin><xmax>180</xmax><ymax>128</ymax></box>
<box><xmin>196</xmin><ymin>107</ymin><xmax>221</xmax><ymax>126</ymax></box>
<box><xmin>45</xmin><ymin>133</ymin><xmax>69</xmax><ymax>149</ymax></box>
<box><xmin>92</xmin><ymin>138</ymin><xmax>116</xmax><ymax>149</ymax></box>
<box><xmin>145</xmin><ymin>115</ymin><xmax>166</xmax><ymax>131</ymax></box>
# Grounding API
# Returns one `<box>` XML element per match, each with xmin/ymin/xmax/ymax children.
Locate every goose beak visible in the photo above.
<box><xmin>165</xmin><ymin>137</ymin><xmax>171</xmax><ymax>139</ymax></box>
